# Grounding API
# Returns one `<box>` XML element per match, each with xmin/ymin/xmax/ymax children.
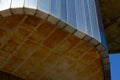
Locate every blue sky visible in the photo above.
<box><xmin>109</xmin><ymin>53</ymin><xmax>120</xmax><ymax>80</ymax></box>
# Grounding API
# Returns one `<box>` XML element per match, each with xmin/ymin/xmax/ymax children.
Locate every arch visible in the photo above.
<box><xmin>0</xmin><ymin>0</ymin><xmax>110</xmax><ymax>79</ymax></box>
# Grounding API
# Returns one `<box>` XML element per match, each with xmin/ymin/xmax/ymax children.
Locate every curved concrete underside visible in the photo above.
<box><xmin>0</xmin><ymin>15</ymin><xmax>105</xmax><ymax>80</ymax></box>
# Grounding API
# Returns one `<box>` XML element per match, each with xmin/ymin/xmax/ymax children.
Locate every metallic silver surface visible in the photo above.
<box><xmin>0</xmin><ymin>0</ymin><xmax>11</xmax><ymax>11</ymax></box>
<box><xmin>0</xmin><ymin>0</ymin><xmax>102</xmax><ymax>43</ymax></box>
<box><xmin>11</xmin><ymin>0</ymin><xmax>24</xmax><ymax>8</ymax></box>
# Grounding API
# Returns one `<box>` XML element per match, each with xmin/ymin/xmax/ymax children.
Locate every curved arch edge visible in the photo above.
<box><xmin>0</xmin><ymin>7</ymin><xmax>111</xmax><ymax>80</ymax></box>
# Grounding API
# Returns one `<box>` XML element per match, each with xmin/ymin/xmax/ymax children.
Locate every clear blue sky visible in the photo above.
<box><xmin>109</xmin><ymin>53</ymin><xmax>120</xmax><ymax>80</ymax></box>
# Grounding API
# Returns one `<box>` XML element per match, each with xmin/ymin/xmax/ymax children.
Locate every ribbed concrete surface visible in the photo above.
<box><xmin>0</xmin><ymin>15</ymin><xmax>104</xmax><ymax>80</ymax></box>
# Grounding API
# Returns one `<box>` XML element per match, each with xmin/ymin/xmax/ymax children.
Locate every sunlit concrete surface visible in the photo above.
<box><xmin>0</xmin><ymin>15</ymin><xmax>104</xmax><ymax>80</ymax></box>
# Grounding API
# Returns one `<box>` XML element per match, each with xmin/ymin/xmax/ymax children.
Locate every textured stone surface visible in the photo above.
<box><xmin>47</xmin><ymin>15</ymin><xmax>59</xmax><ymax>25</ymax></box>
<box><xmin>100</xmin><ymin>0</ymin><xmax>120</xmax><ymax>53</ymax></box>
<box><xmin>35</xmin><ymin>11</ymin><xmax>49</xmax><ymax>20</ymax></box>
<box><xmin>12</xmin><ymin>8</ymin><xmax>24</xmax><ymax>14</ymax></box>
<box><xmin>0</xmin><ymin>15</ymin><xmax>104</xmax><ymax>80</ymax></box>
<box><xmin>0</xmin><ymin>10</ymin><xmax>12</xmax><ymax>17</ymax></box>
<box><xmin>0</xmin><ymin>71</ymin><xmax>23</xmax><ymax>80</ymax></box>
